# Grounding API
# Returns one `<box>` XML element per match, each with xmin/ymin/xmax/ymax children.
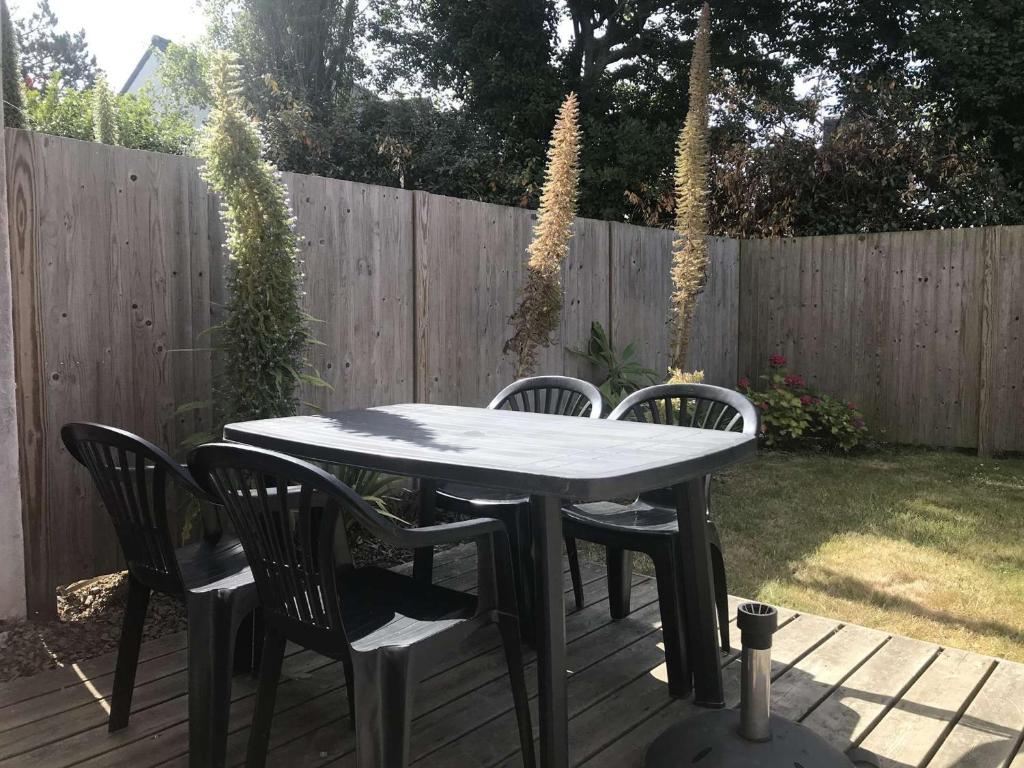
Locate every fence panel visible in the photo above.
<box><xmin>737</xmin><ymin>229</ymin><xmax>995</xmax><ymax>448</ymax></box>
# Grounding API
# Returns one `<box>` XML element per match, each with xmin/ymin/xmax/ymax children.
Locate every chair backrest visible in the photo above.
<box><xmin>61</xmin><ymin>422</ymin><xmax>206</xmax><ymax>594</ymax></box>
<box><xmin>609</xmin><ymin>383</ymin><xmax>759</xmax><ymax>435</ymax></box>
<box><xmin>608</xmin><ymin>384</ymin><xmax>759</xmax><ymax>508</ymax></box>
<box><xmin>188</xmin><ymin>442</ymin><xmax>399</xmax><ymax>651</ymax></box>
<box><xmin>489</xmin><ymin>375</ymin><xmax>603</xmax><ymax>419</ymax></box>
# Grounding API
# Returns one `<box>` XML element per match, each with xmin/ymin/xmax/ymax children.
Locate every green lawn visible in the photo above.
<box><xmin>585</xmin><ymin>448</ymin><xmax>1024</xmax><ymax>662</ymax></box>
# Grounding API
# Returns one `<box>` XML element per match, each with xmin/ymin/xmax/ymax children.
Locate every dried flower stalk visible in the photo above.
<box><xmin>670</xmin><ymin>3</ymin><xmax>711</xmax><ymax>370</ymax></box>
<box><xmin>505</xmin><ymin>92</ymin><xmax>582</xmax><ymax>377</ymax></box>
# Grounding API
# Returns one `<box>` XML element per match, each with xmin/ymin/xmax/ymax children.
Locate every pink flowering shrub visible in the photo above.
<box><xmin>738</xmin><ymin>355</ymin><xmax>868</xmax><ymax>451</ymax></box>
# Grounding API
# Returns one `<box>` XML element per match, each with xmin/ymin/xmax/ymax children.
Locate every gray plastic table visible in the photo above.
<box><xmin>224</xmin><ymin>403</ymin><xmax>757</xmax><ymax>768</ymax></box>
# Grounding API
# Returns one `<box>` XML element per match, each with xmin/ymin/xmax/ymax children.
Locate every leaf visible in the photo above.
<box><xmin>175</xmin><ymin>399</ymin><xmax>213</xmax><ymax>415</ymax></box>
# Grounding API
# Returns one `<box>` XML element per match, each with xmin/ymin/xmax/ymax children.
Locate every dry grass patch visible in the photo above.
<box><xmin>583</xmin><ymin>448</ymin><xmax>1024</xmax><ymax>661</ymax></box>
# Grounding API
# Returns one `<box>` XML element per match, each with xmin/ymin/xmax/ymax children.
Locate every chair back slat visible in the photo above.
<box><xmin>489</xmin><ymin>375</ymin><xmax>603</xmax><ymax>419</ymax></box>
<box><xmin>189</xmin><ymin>443</ymin><xmax>393</xmax><ymax>647</ymax></box>
<box><xmin>62</xmin><ymin>423</ymin><xmax>188</xmax><ymax>592</ymax></box>
<box><xmin>609</xmin><ymin>384</ymin><xmax>759</xmax><ymax>437</ymax></box>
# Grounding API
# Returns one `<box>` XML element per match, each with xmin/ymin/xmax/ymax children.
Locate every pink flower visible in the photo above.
<box><xmin>854</xmin><ymin>418</ymin><xmax>865</xmax><ymax>428</ymax></box>
<box><xmin>769</xmin><ymin>354</ymin><xmax>787</xmax><ymax>368</ymax></box>
<box><xmin>758</xmin><ymin>401</ymin><xmax>769</xmax><ymax>410</ymax></box>
<box><xmin>784</xmin><ymin>374</ymin><xmax>806</xmax><ymax>388</ymax></box>
<box><xmin>737</xmin><ymin>377</ymin><xmax>750</xmax><ymax>389</ymax></box>
<box><xmin>847</xmin><ymin>402</ymin><xmax>857</xmax><ymax>411</ymax></box>
<box><xmin>800</xmin><ymin>394</ymin><xmax>813</xmax><ymax>406</ymax></box>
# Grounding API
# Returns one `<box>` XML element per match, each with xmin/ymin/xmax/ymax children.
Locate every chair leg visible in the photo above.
<box><xmin>186</xmin><ymin>591</ymin><xmax>243</xmax><ymax>768</ymax></box>
<box><xmin>653</xmin><ymin>544</ymin><xmax>691</xmax><ymax>699</ymax></box>
<box><xmin>233</xmin><ymin>607</ymin><xmax>264</xmax><ymax>675</ymax></box>
<box><xmin>245</xmin><ymin>627</ymin><xmax>287</xmax><ymax>768</ymax></box>
<box><xmin>497</xmin><ymin>613</ymin><xmax>536</xmax><ymax>768</ymax></box>
<box><xmin>607</xmin><ymin>547</ymin><xmax>634</xmax><ymax>621</ymax></box>
<box><xmin>352</xmin><ymin>649</ymin><xmax>416</xmax><ymax>768</ymax></box>
<box><xmin>108</xmin><ymin>574</ymin><xmax>151</xmax><ymax>732</ymax></box>
<box><xmin>493</xmin><ymin>503</ymin><xmax>535</xmax><ymax>643</ymax></box>
<box><xmin>708</xmin><ymin>536</ymin><xmax>730</xmax><ymax>653</ymax></box>
<box><xmin>343</xmin><ymin>656</ymin><xmax>356</xmax><ymax>727</ymax></box>
<box><xmin>563</xmin><ymin>534</ymin><xmax>584</xmax><ymax>611</ymax></box>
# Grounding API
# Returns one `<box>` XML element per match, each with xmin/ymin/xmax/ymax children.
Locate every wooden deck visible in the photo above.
<box><xmin>1</xmin><ymin>545</ymin><xmax>1022</xmax><ymax>768</ymax></box>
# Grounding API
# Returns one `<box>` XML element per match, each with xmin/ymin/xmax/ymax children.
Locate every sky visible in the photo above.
<box><xmin>11</xmin><ymin>0</ymin><xmax>207</xmax><ymax>91</ymax></box>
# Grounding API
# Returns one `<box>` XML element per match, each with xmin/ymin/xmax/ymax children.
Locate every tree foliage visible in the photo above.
<box><xmin>669</xmin><ymin>3</ymin><xmax>710</xmax><ymax>370</ymax></box>
<box><xmin>23</xmin><ymin>73</ymin><xmax>196</xmax><ymax>154</ymax></box>
<box><xmin>372</xmin><ymin>0</ymin><xmax>806</xmax><ymax>220</ymax></box>
<box><xmin>710</xmin><ymin>81</ymin><xmax>1020</xmax><ymax>238</ymax></box>
<box><xmin>14</xmin><ymin>0</ymin><xmax>96</xmax><ymax>90</ymax></box>
<box><xmin>505</xmin><ymin>93</ymin><xmax>582</xmax><ymax>376</ymax></box>
<box><xmin>198</xmin><ymin>54</ymin><xmax>314</xmax><ymax>422</ymax></box>
<box><xmin>1</xmin><ymin>0</ymin><xmax>24</xmax><ymax>128</ymax></box>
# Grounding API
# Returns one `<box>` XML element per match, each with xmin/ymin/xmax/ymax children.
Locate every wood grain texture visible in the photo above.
<box><xmin>927</xmin><ymin>660</ymin><xmax>1024</xmax><ymax>768</ymax></box>
<box><xmin>414</xmin><ymin>191</ymin><xmax>611</xmax><ymax>407</ymax></box>
<box><xmin>736</xmin><ymin>228</ymin><xmax>1020</xmax><ymax>449</ymax></box>
<box><xmin>857</xmin><ymin>647</ymin><xmax>994</xmax><ymax>768</ymax></box>
<box><xmin>3</xmin><ymin>548</ymin><xmax>1021</xmax><ymax>768</ymax></box>
<box><xmin>609</xmin><ymin>226</ymin><xmax>739</xmax><ymax>386</ymax></box>
<box><xmin>284</xmin><ymin>173</ymin><xmax>415</xmax><ymax>410</ymax></box>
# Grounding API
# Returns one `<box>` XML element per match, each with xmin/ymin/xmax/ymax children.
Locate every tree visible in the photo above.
<box><xmin>1</xmin><ymin>0</ymin><xmax>24</xmax><ymax>128</ymax></box>
<box><xmin>505</xmin><ymin>93</ymin><xmax>582</xmax><ymax>376</ymax></box>
<box><xmin>709</xmin><ymin>80</ymin><xmax>1020</xmax><ymax>238</ymax></box>
<box><xmin>23</xmin><ymin>73</ymin><xmax>196</xmax><ymax>155</ymax></box>
<box><xmin>669</xmin><ymin>3</ymin><xmax>710</xmax><ymax>370</ymax></box>
<box><xmin>372</xmin><ymin>0</ymin><xmax>808</xmax><ymax>220</ymax></box>
<box><xmin>14</xmin><ymin>0</ymin><xmax>96</xmax><ymax>90</ymax></box>
<box><xmin>198</xmin><ymin>53</ymin><xmax>314</xmax><ymax>421</ymax></box>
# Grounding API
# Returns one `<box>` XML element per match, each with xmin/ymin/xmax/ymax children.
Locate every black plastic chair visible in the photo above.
<box><xmin>430</xmin><ymin>375</ymin><xmax>603</xmax><ymax>636</ymax></box>
<box><xmin>561</xmin><ymin>384</ymin><xmax>759</xmax><ymax>696</ymax></box>
<box><xmin>188</xmin><ymin>442</ymin><xmax>535</xmax><ymax>768</ymax></box>
<box><xmin>61</xmin><ymin>422</ymin><xmax>260</xmax><ymax>763</ymax></box>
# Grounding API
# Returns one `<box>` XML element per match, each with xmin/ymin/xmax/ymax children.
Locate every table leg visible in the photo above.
<box><xmin>674</xmin><ymin>479</ymin><xmax>725</xmax><ymax>707</ymax></box>
<box><xmin>413</xmin><ymin>479</ymin><xmax>437</xmax><ymax>582</ymax></box>
<box><xmin>530</xmin><ymin>494</ymin><xmax>568</xmax><ymax>768</ymax></box>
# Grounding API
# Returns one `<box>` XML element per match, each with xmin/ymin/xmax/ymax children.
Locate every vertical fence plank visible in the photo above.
<box><xmin>287</xmin><ymin>175</ymin><xmax>415</xmax><ymax>410</ymax></box>
<box><xmin>980</xmin><ymin>225</ymin><xmax>1024</xmax><ymax>454</ymax></box>
<box><xmin>7</xmin><ymin>130</ymin><xmax>47</xmax><ymax>616</ymax></box>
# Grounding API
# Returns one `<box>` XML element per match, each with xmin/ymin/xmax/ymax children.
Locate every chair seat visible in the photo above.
<box><xmin>338</xmin><ymin>566</ymin><xmax>479</xmax><ymax>652</ymax></box>
<box><xmin>563</xmin><ymin>499</ymin><xmax>680</xmax><ymax>535</ymax></box>
<box><xmin>177</xmin><ymin>535</ymin><xmax>255</xmax><ymax>593</ymax></box>
<box><xmin>436</xmin><ymin>482</ymin><xmax>529</xmax><ymax>509</ymax></box>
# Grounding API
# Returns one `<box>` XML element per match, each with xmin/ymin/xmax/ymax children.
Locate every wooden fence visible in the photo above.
<box><xmin>4</xmin><ymin>131</ymin><xmax>738</xmax><ymax>616</ymax></box>
<box><xmin>5</xmin><ymin>129</ymin><xmax>1022</xmax><ymax>616</ymax></box>
<box><xmin>738</xmin><ymin>229</ymin><xmax>1023</xmax><ymax>453</ymax></box>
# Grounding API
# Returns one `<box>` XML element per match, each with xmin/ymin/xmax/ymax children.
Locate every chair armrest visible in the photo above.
<box><xmin>401</xmin><ymin>517</ymin><xmax>506</xmax><ymax>549</ymax></box>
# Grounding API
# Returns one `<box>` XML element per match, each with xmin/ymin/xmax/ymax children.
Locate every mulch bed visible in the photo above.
<box><xmin>0</xmin><ymin>536</ymin><xmax>417</xmax><ymax>685</ymax></box>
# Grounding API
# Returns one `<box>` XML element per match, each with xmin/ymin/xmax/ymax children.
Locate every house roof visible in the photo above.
<box><xmin>119</xmin><ymin>35</ymin><xmax>172</xmax><ymax>95</ymax></box>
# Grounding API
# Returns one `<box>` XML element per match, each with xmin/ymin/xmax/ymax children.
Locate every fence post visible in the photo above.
<box><xmin>0</xmin><ymin>21</ymin><xmax>27</xmax><ymax>619</ymax></box>
<box><xmin>976</xmin><ymin>226</ymin><xmax>1000</xmax><ymax>457</ymax></box>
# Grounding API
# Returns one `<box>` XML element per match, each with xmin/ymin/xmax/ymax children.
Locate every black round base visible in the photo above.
<box><xmin>645</xmin><ymin>710</ymin><xmax>874</xmax><ymax>768</ymax></box>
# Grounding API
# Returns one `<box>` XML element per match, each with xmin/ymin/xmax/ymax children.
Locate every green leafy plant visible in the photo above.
<box><xmin>198</xmin><ymin>53</ymin><xmax>325</xmax><ymax>426</ymax></box>
<box><xmin>92</xmin><ymin>74</ymin><xmax>115</xmax><ymax>144</ymax></box>
<box><xmin>739</xmin><ymin>355</ymin><xmax>868</xmax><ymax>451</ymax></box>
<box><xmin>571</xmin><ymin>321</ymin><xmax>657</xmax><ymax>410</ymax></box>
<box><xmin>22</xmin><ymin>72</ymin><xmax>195</xmax><ymax>154</ymax></box>
<box><xmin>1</xmin><ymin>0</ymin><xmax>25</xmax><ymax>129</ymax></box>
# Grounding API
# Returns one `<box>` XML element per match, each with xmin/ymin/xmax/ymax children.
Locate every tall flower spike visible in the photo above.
<box><xmin>670</xmin><ymin>3</ymin><xmax>711</xmax><ymax>371</ymax></box>
<box><xmin>505</xmin><ymin>92</ymin><xmax>582</xmax><ymax>377</ymax></box>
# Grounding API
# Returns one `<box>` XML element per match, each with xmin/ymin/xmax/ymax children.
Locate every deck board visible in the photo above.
<box><xmin>1</xmin><ymin>545</ymin><xmax>1020</xmax><ymax>768</ymax></box>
